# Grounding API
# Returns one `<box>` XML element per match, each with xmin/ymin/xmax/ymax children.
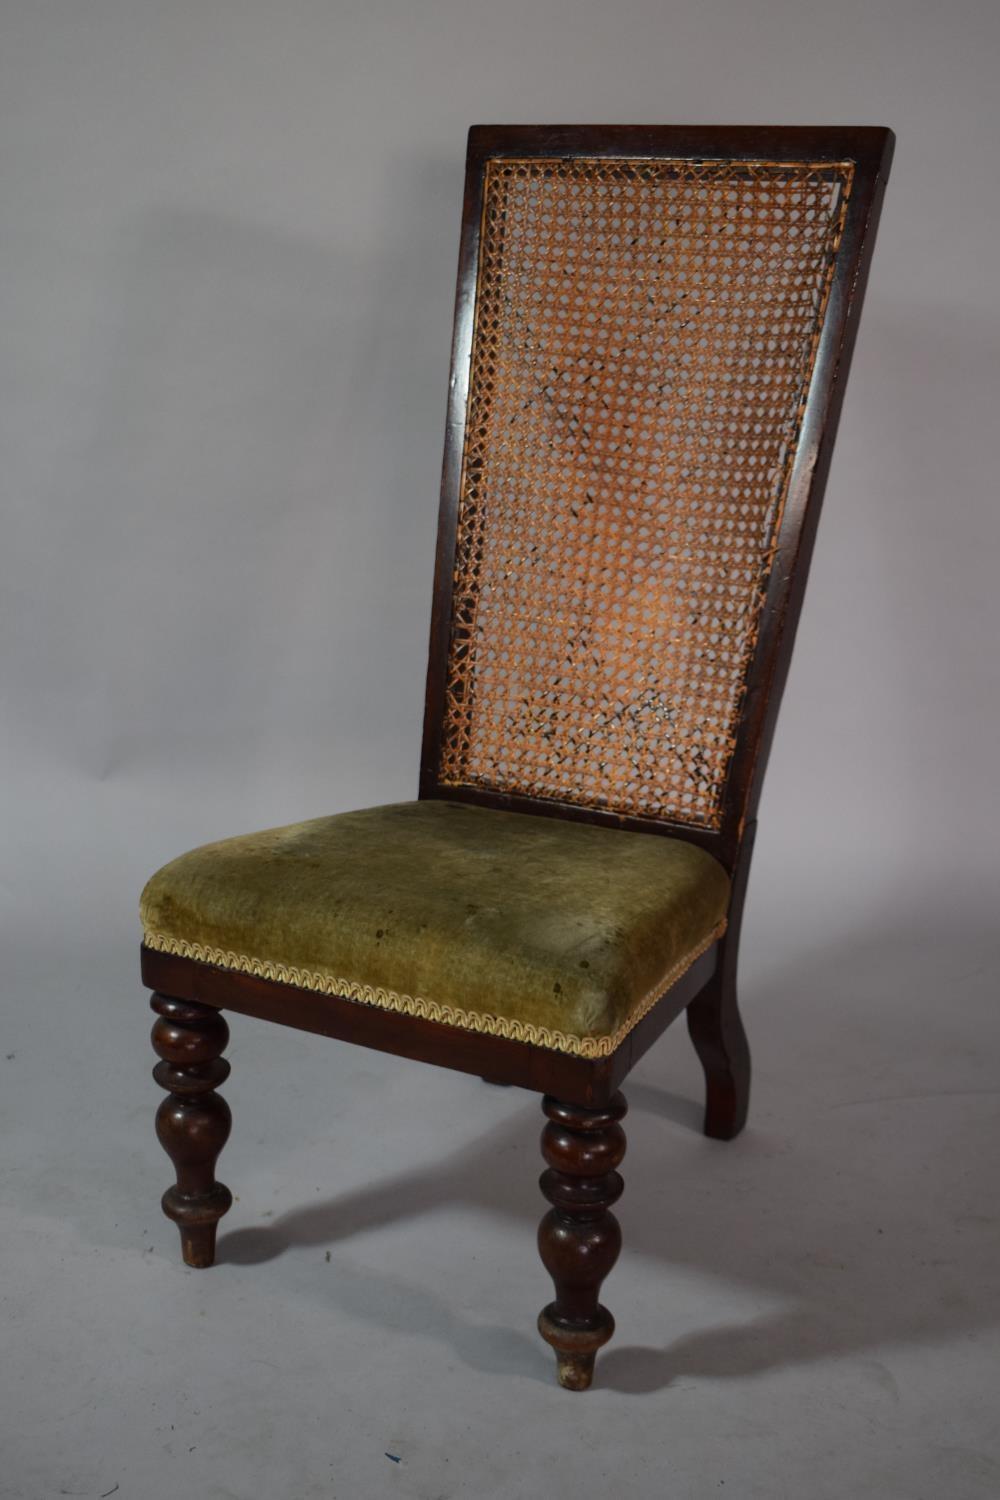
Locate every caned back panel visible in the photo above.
<box><xmin>435</xmin><ymin>153</ymin><xmax>854</xmax><ymax>831</ymax></box>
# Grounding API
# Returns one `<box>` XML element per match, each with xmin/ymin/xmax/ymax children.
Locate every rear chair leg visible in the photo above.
<box><xmin>150</xmin><ymin>993</ymin><xmax>233</xmax><ymax>1267</ymax></box>
<box><xmin>688</xmin><ymin>823</ymin><xmax>755</xmax><ymax>1141</ymax></box>
<box><xmin>537</xmin><ymin>1092</ymin><xmax>627</xmax><ymax>1390</ymax></box>
<box><xmin>686</xmin><ymin>945</ymin><xmax>750</xmax><ymax>1141</ymax></box>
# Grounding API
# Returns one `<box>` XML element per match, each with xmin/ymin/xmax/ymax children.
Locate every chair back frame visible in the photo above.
<box><xmin>420</xmin><ymin>125</ymin><xmax>894</xmax><ymax>873</ymax></box>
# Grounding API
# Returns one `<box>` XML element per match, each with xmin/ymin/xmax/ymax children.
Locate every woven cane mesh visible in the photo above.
<box><xmin>438</xmin><ymin>155</ymin><xmax>853</xmax><ymax>829</ymax></box>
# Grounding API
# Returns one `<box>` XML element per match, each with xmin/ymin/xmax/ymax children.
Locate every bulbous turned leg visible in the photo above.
<box><xmin>537</xmin><ymin>1092</ymin><xmax>627</xmax><ymax>1391</ymax></box>
<box><xmin>686</xmin><ymin>961</ymin><xmax>750</xmax><ymax>1141</ymax></box>
<box><xmin>151</xmin><ymin>993</ymin><xmax>233</xmax><ymax>1268</ymax></box>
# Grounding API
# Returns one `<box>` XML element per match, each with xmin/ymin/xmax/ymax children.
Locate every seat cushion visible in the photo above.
<box><xmin>140</xmin><ymin>800</ymin><xmax>729</xmax><ymax>1058</ymax></box>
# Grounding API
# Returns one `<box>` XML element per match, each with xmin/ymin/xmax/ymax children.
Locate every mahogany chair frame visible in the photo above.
<box><xmin>143</xmin><ymin>124</ymin><xmax>894</xmax><ymax>1390</ymax></box>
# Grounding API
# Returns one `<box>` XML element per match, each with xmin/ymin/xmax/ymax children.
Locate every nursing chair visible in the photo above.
<box><xmin>141</xmin><ymin>124</ymin><xmax>893</xmax><ymax>1389</ymax></box>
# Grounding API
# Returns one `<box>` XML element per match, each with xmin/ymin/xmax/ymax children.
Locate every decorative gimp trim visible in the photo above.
<box><xmin>141</xmin><ymin>919</ymin><xmax>726</xmax><ymax>1059</ymax></box>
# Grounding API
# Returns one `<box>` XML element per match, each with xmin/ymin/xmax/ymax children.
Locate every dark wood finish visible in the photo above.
<box><xmin>151</xmin><ymin>994</ymin><xmax>233</xmax><ymax>1267</ymax></box>
<box><xmin>141</xmin><ymin>126</ymin><xmax>893</xmax><ymax>1386</ymax></box>
<box><xmin>537</xmin><ymin>1093</ymin><xmax>628</xmax><ymax>1389</ymax></box>
<box><xmin>687</xmin><ymin>821</ymin><xmax>757</xmax><ymax>1140</ymax></box>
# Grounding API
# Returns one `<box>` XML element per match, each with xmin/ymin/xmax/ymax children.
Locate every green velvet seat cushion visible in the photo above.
<box><xmin>140</xmin><ymin>800</ymin><xmax>729</xmax><ymax>1058</ymax></box>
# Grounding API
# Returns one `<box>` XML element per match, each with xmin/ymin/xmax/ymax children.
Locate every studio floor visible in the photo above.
<box><xmin>2</xmin><ymin>849</ymin><xmax>999</xmax><ymax>1500</ymax></box>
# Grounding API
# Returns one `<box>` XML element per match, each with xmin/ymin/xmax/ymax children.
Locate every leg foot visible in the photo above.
<box><xmin>537</xmin><ymin>1093</ymin><xmax>627</xmax><ymax>1390</ymax></box>
<box><xmin>538</xmin><ymin>1306</ymin><xmax>613</xmax><ymax>1390</ymax></box>
<box><xmin>151</xmin><ymin>994</ymin><xmax>233</xmax><ymax>1267</ymax></box>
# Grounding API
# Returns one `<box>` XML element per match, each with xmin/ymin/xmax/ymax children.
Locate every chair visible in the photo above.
<box><xmin>141</xmin><ymin>124</ymin><xmax>893</xmax><ymax>1390</ymax></box>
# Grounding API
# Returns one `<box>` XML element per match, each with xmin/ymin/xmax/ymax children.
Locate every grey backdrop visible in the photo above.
<box><xmin>3</xmin><ymin>4</ymin><xmax>999</xmax><ymax>1498</ymax></box>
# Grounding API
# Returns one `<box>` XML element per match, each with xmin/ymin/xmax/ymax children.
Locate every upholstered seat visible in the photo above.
<box><xmin>141</xmin><ymin>800</ymin><xmax>729</xmax><ymax>1059</ymax></box>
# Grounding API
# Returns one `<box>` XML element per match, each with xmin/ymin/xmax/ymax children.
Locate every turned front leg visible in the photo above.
<box><xmin>151</xmin><ymin>994</ymin><xmax>233</xmax><ymax>1268</ymax></box>
<box><xmin>537</xmin><ymin>1092</ymin><xmax>627</xmax><ymax>1391</ymax></box>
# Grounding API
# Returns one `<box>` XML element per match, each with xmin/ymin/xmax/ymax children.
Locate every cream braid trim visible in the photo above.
<box><xmin>142</xmin><ymin>919</ymin><xmax>725</xmax><ymax>1060</ymax></box>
